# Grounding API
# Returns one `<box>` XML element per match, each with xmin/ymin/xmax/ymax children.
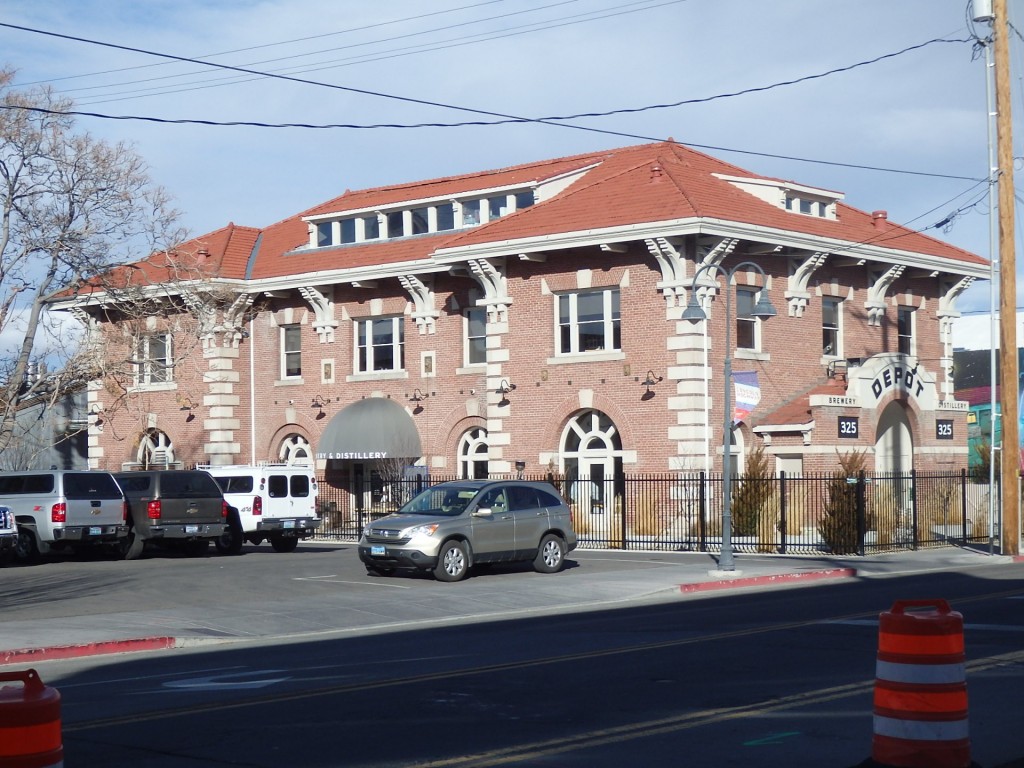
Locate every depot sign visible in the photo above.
<box><xmin>870</xmin><ymin>363</ymin><xmax>925</xmax><ymax>402</ymax></box>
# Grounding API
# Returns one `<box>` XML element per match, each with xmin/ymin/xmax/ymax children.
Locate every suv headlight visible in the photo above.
<box><xmin>407</xmin><ymin>523</ymin><xmax>439</xmax><ymax>538</ymax></box>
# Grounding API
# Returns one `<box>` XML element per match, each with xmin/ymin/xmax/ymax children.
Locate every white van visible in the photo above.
<box><xmin>201</xmin><ymin>464</ymin><xmax>320</xmax><ymax>554</ymax></box>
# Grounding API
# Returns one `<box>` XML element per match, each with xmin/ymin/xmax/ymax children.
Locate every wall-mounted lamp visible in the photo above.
<box><xmin>88</xmin><ymin>405</ymin><xmax>104</xmax><ymax>428</ymax></box>
<box><xmin>641</xmin><ymin>370</ymin><xmax>663</xmax><ymax>397</ymax></box>
<box><xmin>311</xmin><ymin>394</ymin><xmax>327</xmax><ymax>419</ymax></box>
<box><xmin>514</xmin><ymin>460</ymin><xmax>526</xmax><ymax>478</ymax></box>
<box><xmin>409</xmin><ymin>388</ymin><xmax>428</xmax><ymax>413</ymax></box>
<box><xmin>495</xmin><ymin>379</ymin><xmax>516</xmax><ymax>405</ymax></box>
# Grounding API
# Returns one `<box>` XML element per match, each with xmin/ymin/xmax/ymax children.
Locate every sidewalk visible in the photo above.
<box><xmin>0</xmin><ymin>546</ymin><xmax>1016</xmax><ymax>666</ymax></box>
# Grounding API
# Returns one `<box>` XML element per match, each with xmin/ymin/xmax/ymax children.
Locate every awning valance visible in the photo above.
<box><xmin>315</xmin><ymin>397</ymin><xmax>422</xmax><ymax>460</ymax></box>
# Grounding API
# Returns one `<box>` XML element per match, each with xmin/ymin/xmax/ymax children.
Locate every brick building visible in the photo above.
<box><xmin>54</xmin><ymin>140</ymin><xmax>987</xmax><ymax>512</ymax></box>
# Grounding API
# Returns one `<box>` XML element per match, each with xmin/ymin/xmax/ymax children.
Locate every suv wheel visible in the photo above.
<box><xmin>215</xmin><ymin>513</ymin><xmax>244</xmax><ymax>556</ymax></box>
<box><xmin>434</xmin><ymin>540</ymin><xmax>469</xmax><ymax>582</ymax></box>
<box><xmin>14</xmin><ymin>527</ymin><xmax>39</xmax><ymax>564</ymax></box>
<box><xmin>533</xmin><ymin>534</ymin><xmax>566</xmax><ymax>574</ymax></box>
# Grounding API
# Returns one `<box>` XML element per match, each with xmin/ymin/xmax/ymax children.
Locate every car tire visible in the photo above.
<box><xmin>14</xmin><ymin>527</ymin><xmax>39</xmax><ymax>564</ymax></box>
<box><xmin>269</xmin><ymin>535</ymin><xmax>299</xmax><ymax>553</ymax></box>
<box><xmin>533</xmin><ymin>533</ymin><xmax>567</xmax><ymax>574</ymax></box>
<box><xmin>117</xmin><ymin>527</ymin><xmax>145</xmax><ymax>561</ymax></box>
<box><xmin>434</xmin><ymin>540</ymin><xmax>469</xmax><ymax>582</ymax></box>
<box><xmin>215</xmin><ymin>513</ymin><xmax>244</xmax><ymax>556</ymax></box>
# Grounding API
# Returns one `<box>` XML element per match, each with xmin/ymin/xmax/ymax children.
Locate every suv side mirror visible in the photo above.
<box><xmin>473</xmin><ymin>507</ymin><xmax>492</xmax><ymax>517</ymax></box>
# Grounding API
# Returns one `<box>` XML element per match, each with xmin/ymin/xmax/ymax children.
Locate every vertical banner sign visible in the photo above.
<box><xmin>732</xmin><ymin>370</ymin><xmax>761</xmax><ymax>424</ymax></box>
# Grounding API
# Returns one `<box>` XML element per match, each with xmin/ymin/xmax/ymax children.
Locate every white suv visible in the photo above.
<box><xmin>204</xmin><ymin>465</ymin><xmax>320</xmax><ymax>554</ymax></box>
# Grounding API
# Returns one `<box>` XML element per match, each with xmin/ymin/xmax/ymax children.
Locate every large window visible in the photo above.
<box><xmin>822</xmin><ymin>298</ymin><xmax>842</xmax><ymax>357</ymax></box>
<box><xmin>356</xmin><ymin>317</ymin><xmax>405</xmax><ymax>372</ymax></box>
<box><xmin>135</xmin><ymin>334</ymin><xmax>171</xmax><ymax>385</ymax></box>
<box><xmin>464</xmin><ymin>307</ymin><xmax>487</xmax><ymax>366</ymax></box>
<box><xmin>557</xmin><ymin>289</ymin><xmax>620</xmax><ymax>355</ymax></box>
<box><xmin>281</xmin><ymin>325</ymin><xmax>302</xmax><ymax>379</ymax></box>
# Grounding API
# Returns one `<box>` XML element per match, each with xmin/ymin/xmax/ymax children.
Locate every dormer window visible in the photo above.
<box><xmin>462</xmin><ymin>200</ymin><xmax>481</xmax><ymax>226</ymax></box>
<box><xmin>363</xmin><ymin>215</ymin><xmax>380</xmax><ymax>240</ymax></box>
<box><xmin>785</xmin><ymin>195</ymin><xmax>828</xmax><ymax>218</ymax></box>
<box><xmin>340</xmin><ymin>218</ymin><xmax>356</xmax><ymax>244</ymax></box>
<box><xmin>306</xmin><ymin>184</ymin><xmax>536</xmax><ymax>248</ymax></box>
<box><xmin>437</xmin><ymin>203</ymin><xmax>455</xmax><ymax>231</ymax></box>
<box><xmin>316</xmin><ymin>222</ymin><xmax>332</xmax><ymax>248</ymax></box>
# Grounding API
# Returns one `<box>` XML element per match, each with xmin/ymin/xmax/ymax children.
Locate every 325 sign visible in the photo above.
<box><xmin>838</xmin><ymin>416</ymin><xmax>859</xmax><ymax>439</ymax></box>
<box><xmin>936</xmin><ymin>419</ymin><xmax>954</xmax><ymax>440</ymax></box>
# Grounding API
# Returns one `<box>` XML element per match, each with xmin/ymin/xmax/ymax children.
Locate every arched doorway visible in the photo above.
<box><xmin>875</xmin><ymin>401</ymin><xmax>913</xmax><ymax>474</ymax></box>
<box><xmin>560</xmin><ymin>410</ymin><xmax>624</xmax><ymax>526</ymax></box>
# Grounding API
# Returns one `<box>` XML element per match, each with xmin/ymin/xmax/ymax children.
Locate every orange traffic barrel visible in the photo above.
<box><xmin>0</xmin><ymin>669</ymin><xmax>63</xmax><ymax>768</ymax></box>
<box><xmin>871</xmin><ymin>599</ymin><xmax>969</xmax><ymax>768</ymax></box>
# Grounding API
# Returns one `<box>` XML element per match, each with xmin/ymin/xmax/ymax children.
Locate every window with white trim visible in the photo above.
<box><xmin>356</xmin><ymin>317</ymin><xmax>405</xmax><ymax>373</ymax></box>
<box><xmin>281</xmin><ymin>325</ymin><xmax>302</xmax><ymax>379</ymax></box>
<box><xmin>735</xmin><ymin>288</ymin><xmax>761</xmax><ymax>351</ymax></box>
<box><xmin>897</xmin><ymin>306</ymin><xmax>914</xmax><ymax>356</ymax></box>
<box><xmin>464</xmin><ymin>307</ymin><xmax>487</xmax><ymax>366</ymax></box>
<box><xmin>822</xmin><ymin>298</ymin><xmax>842</xmax><ymax>357</ymax></box>
<box><xmin>135</xmin><ymin>334</ymin><xmax>171</xmax><ymax>385</ymax></box>
<box><xmin>557</xmin><ymin>289</ymin><xmax>620</xmax><ymax>355</ymax></box>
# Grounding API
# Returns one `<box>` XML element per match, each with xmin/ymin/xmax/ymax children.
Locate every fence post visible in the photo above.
<box><xmin>960</xmin><ymin>468</ymin><xmax>968</xmax><ymax>544</ymax></box>
<box><xmin>856</xmin><ymin>470</ymin><xmax>866</xmax><ymax>557</ymax></box>
<box><xmin>698</xmin><ymin>471</ymin><xmax>707</xmax><ymax>552</ymax></box>
<box><xmin>779</xmin><ymin>470</ymin><xmax>788</xmax><ymax>555</ymax></box>
<box><xmin>911</xmin><ymin>469</ymin><xmax>919</xmax><ymax>551</ymax></box>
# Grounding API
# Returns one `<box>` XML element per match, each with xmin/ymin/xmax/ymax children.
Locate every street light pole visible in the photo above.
<box><xmin>683</xmin><ymin>261</ymin><xmax>777</xmax><ymax>572</ymax></box>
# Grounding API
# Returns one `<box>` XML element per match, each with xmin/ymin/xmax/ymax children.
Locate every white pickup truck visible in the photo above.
<box><xmin>203</xmin><ymin>464</ymin><xmax>320</xmax><ymax>554</ymax></box>
<box><xmin>0</xmin><ymin>470</ymin><xmax>129</xmax><ymax>563</ymax></box>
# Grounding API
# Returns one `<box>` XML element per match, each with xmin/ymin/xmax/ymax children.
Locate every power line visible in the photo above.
<box><xmin>0</xmin><ymin>21</ymin><xmax>985</xmax><ymax>183</ymax></box>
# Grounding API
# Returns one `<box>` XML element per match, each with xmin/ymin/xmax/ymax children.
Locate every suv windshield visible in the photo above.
<box><xmin>399</xmin><ymin>486</ymin><xmax>478</xmax><ymax>517</ymax></box>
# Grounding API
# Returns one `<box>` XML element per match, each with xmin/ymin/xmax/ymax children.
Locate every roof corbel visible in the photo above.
<box><xmin>398</xmin><ymin>275</ymin><xmax>439</xmax><ymax>334</ymax></box>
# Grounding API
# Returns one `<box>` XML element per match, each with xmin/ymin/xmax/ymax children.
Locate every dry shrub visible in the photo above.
<box><xmin>868</xmin><ymin>482</ymin><xmax>900</xmax><ymax>545</ymax></box>
<box><xmin>631</xmin><ymin>492</ymin><xmax>663</xmax><ymax>537</ymax></box>
<box><xmin>570</xmin><ymin>505</ymin><xmax>592</xmax><ymax>535</ymax></box>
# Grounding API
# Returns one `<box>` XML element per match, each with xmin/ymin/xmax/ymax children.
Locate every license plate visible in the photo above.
<box><xmin>185</xmin><ymin>525</ymin><xmax>200</xmax><ymax>534</ymax></box>
<box><xmin>371</xmin><ymin>545</ymin><xmax>386</xmax><ymax>557</ymax></box>
<box><xmin>283</xmin><ymin>520</ymin><xmax>295</xmax><ymax>529</ymax></box>
<box><xmin>89</xmin><ymin>527</ymin><xmax>101</xmax><ymax>536</ymax></box>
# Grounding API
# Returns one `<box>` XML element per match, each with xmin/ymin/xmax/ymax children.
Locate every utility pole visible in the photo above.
<box><xmin>994</xmin><ymin>0</ymin><xmax>1020</xmax><ymax>555</ymax></box>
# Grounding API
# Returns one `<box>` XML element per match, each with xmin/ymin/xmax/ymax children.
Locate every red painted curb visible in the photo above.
<box><xmin>679</xmin><ymin>567</ymin><xmax>858</xmax><ymax>593</ymax></box>
<box><xmin>0</xmin><ymin>637</ymin><xmax>177</xmax><ymax>666</ymax></box>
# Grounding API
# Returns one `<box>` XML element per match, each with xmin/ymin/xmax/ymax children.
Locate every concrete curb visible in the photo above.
<box><xmin>679</xmin><ymin>567</ymin><xmax>858</xmax><ymax>593</ymax></box>
<box><xmin>0</xmin><ymin>637</ymin><xmax>178</xmax><ymax>666</ymax></box>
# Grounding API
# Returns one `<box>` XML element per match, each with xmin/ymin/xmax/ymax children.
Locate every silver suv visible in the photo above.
<box><xmin>358</xmin><ymin>480</ymin><xmax>577</xmax><ymax>582</ymax></box>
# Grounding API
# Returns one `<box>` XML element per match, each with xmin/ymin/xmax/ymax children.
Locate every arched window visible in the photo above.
<box><xmin>560</xmin><ymin>410</ymin><xmax>624</xmax><ymax>517</ymax></box>
<box><xmin>137</xmin><ymin>429</ymin><xmax>175</xmax><ymax>469</ymax></box>
<box><xmin>458</xmin><ymin>428</ymin><xmax>488</xmax><ymax>479</ymax></box>
<box><xmin>279</xmin><ymin>434</ymin><xmax>313</xmax><ymax>466</ymax></box>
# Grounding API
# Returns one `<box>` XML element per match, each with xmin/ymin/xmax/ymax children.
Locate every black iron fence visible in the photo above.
<box><xmin>312</xmin><ymin>469</ymin><xmax>996</xmax><ymax>555</ymax></box>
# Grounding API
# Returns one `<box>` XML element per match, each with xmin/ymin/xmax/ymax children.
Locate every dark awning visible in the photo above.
<box><xmin>316</xmin><ymin>397</ymin><xmax>422</xmax><ymax>460</ymax></box>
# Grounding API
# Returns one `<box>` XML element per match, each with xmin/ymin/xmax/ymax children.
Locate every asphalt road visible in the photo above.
<box><xmin>2</xmin><ymin>543</ymin><xmax>1023</xmax><ymax>767</ymax></box>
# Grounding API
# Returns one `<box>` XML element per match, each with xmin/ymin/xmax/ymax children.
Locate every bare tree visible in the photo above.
<box><xmin>0</xmin><ymin>69</ymin><xmax>185</xmax><ymax>453</ymax></box>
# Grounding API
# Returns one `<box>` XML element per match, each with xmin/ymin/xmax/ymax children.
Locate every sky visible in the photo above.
<box><xmin>0</xmin><ymin>0</ymin><xmax>1017</xmax><ymax>355</ymax></box>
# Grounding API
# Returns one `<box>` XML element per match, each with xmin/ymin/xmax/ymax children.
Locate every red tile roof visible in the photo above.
<box><xmin>91</xmin><ymin>140</ymin><xmax>988</xmax><ymax>287</ymax></box>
